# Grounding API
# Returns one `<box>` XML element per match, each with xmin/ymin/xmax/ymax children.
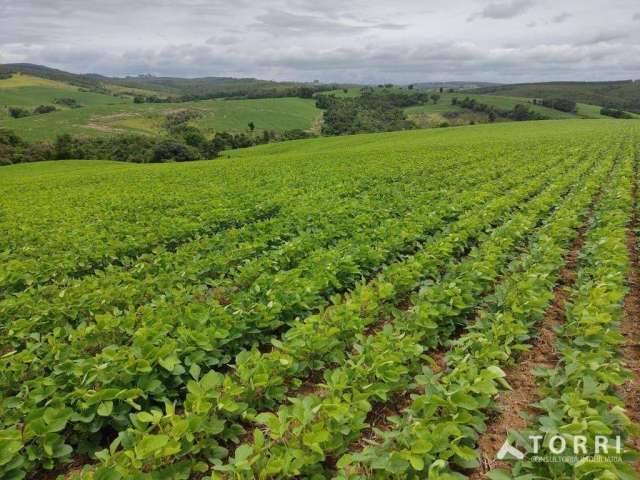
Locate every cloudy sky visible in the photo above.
<box><xmin>1</xmin><ymin>0</ymin><xmax>639</xmax><ymax>83</ymax></box>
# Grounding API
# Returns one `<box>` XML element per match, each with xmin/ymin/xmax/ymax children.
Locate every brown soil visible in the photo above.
<box><xmin>350</xmin><ymin>391</ymin><xmax>413</xmax><ymax>454</ymax></box>
<box><xmin>620</xmin><ymin>178</ymin><xmax>640</xmax><ymax>471</ymax></box>
<box><xmin>469</xmin><ymin>217</ymin><xmax>589</xmax><ymax>479</ymax></box>
<box><xmin>33</xmin><ymin>455</ymin><xmax>91</xmax><ymax>480</ymax></box>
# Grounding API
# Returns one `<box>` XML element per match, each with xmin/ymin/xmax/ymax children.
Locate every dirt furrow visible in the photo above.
<box><xmin>469</xmin><ymin>211</ymin><xmax>592</xmax><ymax>479</ymax></box>
<box><xmin>620</xmin><ymin>168</ymin><xmax>640</xmax><ymax>470</ymax></box>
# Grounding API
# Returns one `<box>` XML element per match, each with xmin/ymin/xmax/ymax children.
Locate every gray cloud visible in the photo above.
<box><xmin>468</xmin><ymin>0</ymin><xmax>534</xmax><ymax>21</ymax></box>
<box><xmin>252</xmin><ymin>9</ymin><xmax>405</xmax><ymax>36</ymax></box>
<box><xmin>633</xmin><ymin>12</ymin><xmax>640</xmax><ymax>21</ymax></box>
<box><xmin>205</xmin><ymin>35</ymin><xmax>240</xmax><ymax>46</ymax></box>
<box><xmin>574</xmin><ymin>32</ymin><xmax>628</xmax><ymax>46</ymax></box>
<box><xmin>1</xmin><ymin>0</ymin><xmax>639</xmax><ymax>83</ymax></box>
<box><xmin>552</xmin><ymin>12</ymin><xmax>572</xmax><ymax>23</ymax></box>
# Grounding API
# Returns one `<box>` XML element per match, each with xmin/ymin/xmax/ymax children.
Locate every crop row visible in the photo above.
<box><xmin>0</xmin><ymin>142</ymin><xmax>583</xmax><ymax>476</ymax></box>
<box><xmin>1</xmin><ymin>149</ymin><xmax>518</xmax><ymax>346</ymax></box>
<box><xmin>0</xmin><ymin>147</ymin><xmax>500</xmax><ymax>295</ymax></box>
<box><xmin>0</xmin><ymin>143</ymin><xmax>555</xmax><ymax>391</ymax></box>
<box><xmin>205</xmin><ymin>141</ymin><xmax>614</xmax><ymax>479</ymax></box>
<box><xmin>0</xmin><ymin>157</ymin><xmax>391</xmax><ymax>294</ymax></box>
<box><xmin>0</xmin><ymin>193</ymin><xmax>275</xmax><ymax>296</ymax></box>
<box><xmin>332</xmin><ymin>145</ymin><xmax>622</xmax><ymax>478</ymax></box>
<box><xmin>80</xmin><ymin>147</ymin><xmax>600</xmax><ymax>477</ymax></box>
<box><xmin>503</xmin><ymin>144</ymin><xmax>638</xmax><ymax>479</ymax></box>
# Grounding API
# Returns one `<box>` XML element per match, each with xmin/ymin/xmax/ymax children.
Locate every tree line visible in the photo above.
<box><xmin>315</xmin><ymin>91</ymin><xmax>434</xmax><ymax>135</ymax></box>
<box><xmin>452</xmin><ymin>97</ymin><xmax>547</xmax><ymax>121</ymax></box>
<box><xmin>0</xmin><ymin>120</ymin><xmax>316</xmax><ymax>166</ymax></box>
<box><xmin>133</xmin><ymin>85</ymin><xmax>335</xmax><ymax>104</ymax></box>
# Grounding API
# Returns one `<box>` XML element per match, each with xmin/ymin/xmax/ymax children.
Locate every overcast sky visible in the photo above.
<box><xmin>1</xmin><ymin>0</ymin><xmax>639</xmax><ymax>83</ymax></box>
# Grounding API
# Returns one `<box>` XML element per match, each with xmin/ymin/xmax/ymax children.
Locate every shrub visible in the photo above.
<box><xmin>34</xmin><ymin>105</ymin><xmax>57</xmax><ymax>115</ymax></box>
<box><xmin>600</xmin><ymin>107</ymin><xmax>633</xmax><ymax>119</ymax></box>
<box><xmin>164</xmin><ymin>110</ymin><xmax>202</xmax><ymax>130</ymax></box>
<box><xmin>0</xmin><ymin>128</ymin><xmax>25</xmax><ymax>147</ymax></box>
<box><xmin>11</xmin><ymin>142</ymin><xmax>56</xmax><ymax>163</ymax></box>
<box><xmin>54</xmin><ymin>98</ymin><xmax>82</xmax><ymax>108</ymax></box>
<box><xmin>9</xmin><ymin>107</ymin><xmax>31</xmax><ymax>118</ymax></box>
<box><xmin>280</xmin><ymin>129</ymin><xmax>314</xmax><ymax>140</ymax></box>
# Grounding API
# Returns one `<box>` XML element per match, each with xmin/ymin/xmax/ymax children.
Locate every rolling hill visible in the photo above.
<box><xmin>0</xmin><ymin>72</ymin><xmax>322</xmax><ymax>141</ymax></box>
<box><xmin>474</xmin><ymin>80</ymin><xmax>640</xmax><ymax>113</ymax></box>
<box><xmin>0</xmin><ymin>63</ymin><xmax>339</xmax><ymax>98</ymax></box>
<box><xmin>1</xmin><ymin>64</ymin><xmax>639</xmax><ymax>146</ymax></box>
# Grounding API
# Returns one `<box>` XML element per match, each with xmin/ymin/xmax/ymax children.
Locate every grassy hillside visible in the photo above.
<box><xmin>0</xmin><ymin>68</ymin><xmax>322</xmax><ymax>141</ymax></box>
<box><xmin>2</xmin><ymin>65</ymin><xmax>638</xmax><ymax>146</ymax></box>
<box><xmin>107</xmin><ymin>74</ymin><xmax>319</xmax><ymax>97</ymax></box>
<box><xmin>0</xmin><ymin>86</ymin><xmax>320</xmax><ymax>141</ymax></box>
<box><xmin>474</xmin><ymin>80</ymin><xmax>640</xmax><ymax>113</ymax></box>
<box><xmin>0</xmin><ymin>73</ymin><xmax>130</xmax><ymax>110</ymax></box>
<box><xmin>2</xmin><ymin>119</ymin><xmax>639</xmax><ymax>479</ymax></box>
<box><xmin>405</xmin><ymin>92</ymin><xmax>607</xmax><ymax>119</ymax></box>
<box><xmin>0</xmin><ymin>63</ymin><xmax>104</xmax><ymax>89</ymax></box>
<box><xmin>404</xmin><ymin>92</ymin><xmax>640</xmax><ymax>128</ymax></box>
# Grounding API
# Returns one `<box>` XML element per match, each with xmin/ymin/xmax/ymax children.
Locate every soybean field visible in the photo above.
<box><xmin>1</xmin><ymin>120</ymin><xmax>640</xmax><ymax>479</ymax></box>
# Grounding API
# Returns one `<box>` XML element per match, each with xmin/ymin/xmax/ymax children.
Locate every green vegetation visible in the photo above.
<box><xmin>475</xmin><ymin>80</ymin><xmax>640</xmax><ymax>114</ymax></box>
<box><xmin>601</xmin><ymin>107</ymin><xmax>635</xmax><ymax>119</ymax></box>
<box><xmin>2</xmin><ymin>67</ymin><xmax>638</xmax><ymax>147</ymax></box>
<box><xmin>315</xmin><ymin>91</ymin><xmax>426</xmax><ymax>135</ymax></box>
<box><xmin>1</xmin><ymin>120</ymin><xmax>639</xmax><ymax>479</ymax></box>
<box><xmin>539</xmin><ymin>97</ymin><xmax>577</xmax><ymax>113</ymax></box>
<box><xmin>505</xmin><ymin>143</ymin><xmax>638</xmax><ymax>480</ymax></box>
<box><xmin>0</xmin><ymin>63</ymin><xmax>340</xmax><ymax>100</ymax></box>
<box><xmin>408</xmin><ymin>92</ymin><xmax>638</xmax><ymax>120</ymax></box>
<box><xmin>1</xmin><ymin>96</ymin><xmax>320</xmax><ymax>142</ymax></box>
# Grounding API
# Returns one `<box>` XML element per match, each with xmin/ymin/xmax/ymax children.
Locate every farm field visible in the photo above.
<box><xmin>0</xmin><ymin>97</ymin><xmax>321</xmax><ymax>142</ymax></box>
<box><xmin>1</xmin><ymin>119</ymin><xmax>640</xmax><ymax>479</ymax></box>
<box><xmin>474</xmin><ymin>80</ymin><xmax>640</xmax><ymax>114</ymax></box>
<box><xmin>0</xmin><ymin>74</ymin><xmax>321</xmax><ymax>141</ymax></box>
<box><xmin>403</xmin><ymin>92</ymin><xmax>621</xmax><ymax>120</ymax></box>
<box><xmin>0</xmin><ymin>74</ymin><xmax>138</xmax><ymax>109</ymax></box>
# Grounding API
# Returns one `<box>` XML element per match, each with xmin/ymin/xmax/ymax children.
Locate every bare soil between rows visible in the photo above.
<box><xmin>620</xmin><ymin>178</ymin><xmax>640</xmax><ymax>473</ymax></box>
<box><xmin>469</xmin><ymin>213</ymin><xmax>591</xmax><ymax>479</ymax></box>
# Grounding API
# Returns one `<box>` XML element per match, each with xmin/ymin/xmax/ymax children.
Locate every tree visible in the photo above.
<box><xmin>510</xmin><ymin>104</ymin><xmax>540</xmax><ymax>121</ymax></box>
<box><xmin>541</xmin><ymin>98</ymin><xmax>576</xmax><ymax>113</ymax></box>
<box><xmin>488</xmin><ymin>110</ymin><xmax>497</xmax><ymax>122</ymax></box>
<box><xmin>408</xmin><ymin>84</ymin><xmax>414</xmax><ymax>90</ymax></box>
<box><xmin>248</xmin><ymin>121</ymin><xmax>256</xmax><ymax>132</ymax></box>
<box><xmin>181</xmin><ymin>126</ymin><xmax>207</xmax><ymax>149</ymax></box>
<box><xmin>430</xmin><ymin>93</ymin><xmax>441</xmax><ymax>104</ymax></box>
<box><xmin>297</xmin><ymin>87</ymin><xmax>314</xmax><ymax>98</ymax></box>
<box><xmin>151</xmin><ymin>139</ymin><xmax>201</xmax><ymax>163</ymax></box>
<box><xmin>54</xmin><ymin>134</ymin><xmax>74</xmax><ymax>159</ymax></box>
<box><xmin>439</xmin><ymin>87</ymin><xmax>444</xmax><ymax>93</ymax></box>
